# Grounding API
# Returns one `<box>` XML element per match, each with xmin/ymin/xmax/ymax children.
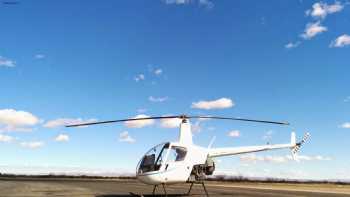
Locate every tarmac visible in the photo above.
<box><xmin>0</xmin><ymin>178</ymin><xmax>349</xmax><ymax>197</ymax></box>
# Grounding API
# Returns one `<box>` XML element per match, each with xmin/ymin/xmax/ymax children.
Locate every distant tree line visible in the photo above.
<box><xmin>0</xmin><ymin>173</ymin><xmax>136</xmax><ymax>180</ymax></box>
<box><xmin>206</xmin><ymin>175</ymin><xmax>350</xmax><ymax>185</ymax></box>
<box><xmin>0</xmin><ymin>173</ymin><xmax>348</xmax><ymax>185</ymax></box>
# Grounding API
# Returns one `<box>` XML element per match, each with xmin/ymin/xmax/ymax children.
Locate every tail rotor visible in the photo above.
<box><xmin>291</xmin><ymin>132</ymin><xmax>311</xmax><ymax>161</ymax></box>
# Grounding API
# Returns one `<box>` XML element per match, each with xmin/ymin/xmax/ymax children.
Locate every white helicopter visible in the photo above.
<box><xmin>67</xmin><ymin>115</ymin><xmax>310</xmax><ymax>196</ymax></box>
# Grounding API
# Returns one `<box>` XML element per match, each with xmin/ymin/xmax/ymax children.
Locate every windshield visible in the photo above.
<box><xmin>137</xmin><ymin>142</ymin><xmax>169</xmax><ymax>174</ymax></box>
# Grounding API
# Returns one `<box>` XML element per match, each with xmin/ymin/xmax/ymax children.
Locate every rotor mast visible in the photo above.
<box><xmin>179</xmin><ymin>118</ymin><xmax>192</xmax><ymax>145</ymax></box>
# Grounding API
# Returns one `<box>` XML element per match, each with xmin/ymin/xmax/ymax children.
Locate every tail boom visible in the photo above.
<box><xmin>208</xmin><ymin>132</ymin><xmax>297</xmax><ymax>158</ymax></box>
<box><xmin>208</xmin><ymin>143</ymin><xmax>294</xmax><ymax>158</ymax></box>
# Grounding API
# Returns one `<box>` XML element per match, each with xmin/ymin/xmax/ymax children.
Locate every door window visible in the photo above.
<box><xmin>167</xmin><ymin>146</ymin><xmax>187</xmax><ymax>162</ymax></box>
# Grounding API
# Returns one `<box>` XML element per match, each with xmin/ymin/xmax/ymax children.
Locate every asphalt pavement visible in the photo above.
<box><xmin>0</xmin><ymin>179</ymin><xmax>349</xmax><ymax>197</ymax></box>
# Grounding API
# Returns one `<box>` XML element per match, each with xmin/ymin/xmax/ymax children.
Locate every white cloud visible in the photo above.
<box><xmin>149</xmin><ymin>96</ymin><xmax>168</xmax><ymax>103</ymax></box>
<box><xmin>341</xmin><ymin>122</ymin><xmax>350</xmax><ymax>129</ymax></box>
<box><xmin>285</xmin><ymin>41</ymin><xmax>301</xmax><ymax>49</ymax></box>
<box><xmin>214</xmin><ymin>159</ymin><xmax>222</xmax><ymax>164</ymax></box>
<box><xmin>154</xmin><ymin>69</ymin><xmax>163</xmax><ymax>75</ymax></box>
<box><xmin>262</xmin><ymin>130</ymin><xmax>273</xmax><ymax>140</ymax></box>
<box><xmin>0</xmin><ymin>56</ymin><xmax>16</xmax><ymax>67</ymax></box>
<box><xmin>191</xmin><ymin>98</ymin><xmax>234</xmax><ymax>110</ymax></box>
<box><xmin>119</xmin><ymin>131</ymin><xmax>135</xmax><ymax>143</ymax></box>
<box><xmin>163</xmin><ymin>0</ymin><xmax>214</xmax><ymax>8</ymax></box>
<box><xmin>260</xmin><ymin>17</ymin><xmax>266</xmax><ymax>25</ymax></box>
<box><xmin>20</xmin><ymin>141</ymin><xmax>44</xmax><ymax>149</ymax></box>
<box><xmin>306</xmin><ymin>1</ymin><xmax>344</xmax><ymax>19</ymax></box>
<box><xmin>265</xmin><ymin>155</ymin><xmax>289</xmax><ymax>163</ymax></box>
<box><xmin>0</xmin><ymin>109</ymin><xmax>39</xmax><ymax>132</ymax></box>
<box><xmin>159</xmin><ymin>115</ymin><xmax>208</xmax><ymax>130</ymax></box>
<box><xmin>199</xmin><ymin>0</ymin><xmax>214</xmax><ymax>8</ymax></box>
<box><xmin>134</xmin><ymin>74</ymin><xmax>145</xmax><ymax>82</ymax></box>
<box><xmin>289</xmin><ymin>1</ymin><xmax>345</xmax><ymax>48</ymax></box>
<box><xmin>124</xmin><ymin>114</ymin><xmax>154</xmax><ymax>128</ymax></box>
<box><xmin>34</xmin><ymin>54</ymin><xmax>45</xmax><ymax>59</ymax></box>
<box><xmin>330</xmin><ymin>34</ymin><xmax>350</xmax><ymax>48</ymax></box>
<box><xmin>301</xmin><ymin>21</ymin><xmax>327</xmax><ymax>39</ymax></box>
<box><xmin>227</xmin><ymin>130</ymin><xmax>240</xmax><ymax>138</ymax></box>
<box><xmin>137</xmin><ymin>108</ymin><xmax>147</xmax><ymax>113</ymax></box>
<box><xmin>207</xmin><ymin>126</ymin><xmax>216</xmax><ymax>131</ymax></box>
<box><xmin>164</xmin><ymin>0</ymin><xmax>191</xmax><ymax>5</ymax></box>
<box><xmin>240</xmin><ymin>154</ymin><xmax>331</xmax><ymax>164</ymax></box>
<box><xmin>0</xmin><ymin>134</ymin><xmax>15</xmax><ymax>143</ymax></box>
<box><xmin>43</xmin><ymin>118</ymin><xmax>97</xmax><ymax>128</ymax></box>
<box><xmin>240</xmin><ymin>154</ymin><xmax>265</xmax><ymax>163</ymax></box>
<box><xmin>54</xmin><ymin>134</ymin><xmax>69</xmax><ymax>142</ymax></box>
<box><xmin>160</xmin><ymin>117</ymin><xmax>182</xmax><ymax>128</ymax></box>
<box><xmin>287</xmin><ymin>155</ymin><xmax>331</xmax><ymax>161</ymax></box>
<box><xmin>191</xmin><ymin>120</ymin><xmax>202</xmax><ymax>133</ymax></box>
<box><xmin>0</xmin><ymin>165</ymin><xmax>134</xmax><ymax>177</ymax></box>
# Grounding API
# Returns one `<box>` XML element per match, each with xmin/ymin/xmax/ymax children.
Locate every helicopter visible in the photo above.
<box><xmin>66</xmin><ymin>115</ymin><xmax>310</xmax><ymax>197</ymax></box>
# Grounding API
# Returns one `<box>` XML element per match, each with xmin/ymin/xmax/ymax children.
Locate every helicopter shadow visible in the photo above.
<box><xmin>96</xmin><ymin>194</ymin><xmax>188</xmax><ymax>197</ymax></box>
<box><xmin>96</xmin><ymin>191</ymin><xmax>236</xmax><ymax>197</ymax></box>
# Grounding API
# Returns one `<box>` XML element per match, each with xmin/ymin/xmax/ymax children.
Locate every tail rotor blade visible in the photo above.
<box><xmin>291</xmin><ymin>132</ymin><xmax>311</xmax><ymax>160</ymax></box>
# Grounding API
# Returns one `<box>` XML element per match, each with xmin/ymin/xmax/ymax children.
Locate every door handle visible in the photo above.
<box><xmin>165</xmin><ymin>164</ymin><xmax>169</xmax><ymax>170</ymax></box>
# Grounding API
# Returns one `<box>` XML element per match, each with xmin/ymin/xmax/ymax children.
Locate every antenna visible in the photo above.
<box><xmin>208</xmin><ymin>136</ymin><xmax>216</xmax><ymax>149</ymax></box>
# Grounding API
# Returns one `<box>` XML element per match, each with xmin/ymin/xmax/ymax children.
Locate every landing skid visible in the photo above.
<box><xmin>131</xmin><ymin>182</ymin><xmax>209</xmax><ymax>197</ymax></box>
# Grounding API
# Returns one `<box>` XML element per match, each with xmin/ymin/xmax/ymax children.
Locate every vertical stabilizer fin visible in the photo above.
<box><xmin>291</xmin><ymin>132</ymin><xmax>296</xmax><ymax>146</ymax></box>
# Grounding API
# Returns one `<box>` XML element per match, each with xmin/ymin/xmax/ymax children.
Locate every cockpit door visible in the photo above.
<box><xmin>163</xmin><ymin>146</ymin><xmax>191</xmax><ymax>183</ymax></box>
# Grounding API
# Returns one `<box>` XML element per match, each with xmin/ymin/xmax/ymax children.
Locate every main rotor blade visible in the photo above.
<box><xmin>65</xmin><ymin>114</ymin><xmax>289</xmax><ymax>127</ymax></box>
<box><xmin>65</xmin><ymin>115</ymin><xmax>181</xmax><ymax>127</ymax></box>
<box><xmin>187</xmin><ymin>116</ymin><xmax>290</xmax><ymax>125</ymax></box>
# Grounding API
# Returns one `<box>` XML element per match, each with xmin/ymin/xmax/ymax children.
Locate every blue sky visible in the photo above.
<box><xmin>0</xmin><ymin>0</ymin><xmax>349</xmax><ymax>179</ymax></box>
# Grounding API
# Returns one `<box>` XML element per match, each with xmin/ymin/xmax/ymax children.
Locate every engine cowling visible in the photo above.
<box><xmin>204</xmin><ymin>157</ymin><xmax>215</xmax><ymax>175</ymax></box>
<box><xmin>188</xmin><ymin>157</ymin><xmax>215</xmax><ymax>182</ymax></box>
